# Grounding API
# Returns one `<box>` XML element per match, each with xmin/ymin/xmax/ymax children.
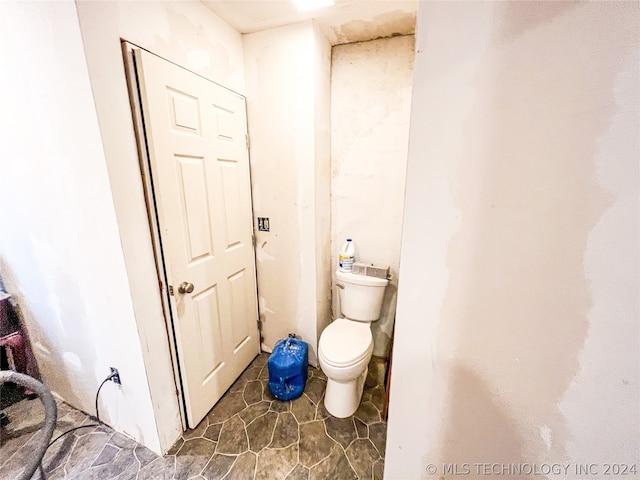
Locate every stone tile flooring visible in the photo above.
<box><xmin>0</xmin><ymin>353</ymin><xmax>387</xmax><ymax>479</ymax></box>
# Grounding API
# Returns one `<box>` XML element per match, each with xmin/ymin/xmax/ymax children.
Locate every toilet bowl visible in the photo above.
<box><xmin>319</xmin><ymin>270</ymin><xmax>388</xmax><ymax>418</ymax></box>
<box><xmin>318</xmin><ymin>318</ymin><xmax>373</xmax><ymax>418</ymax></box>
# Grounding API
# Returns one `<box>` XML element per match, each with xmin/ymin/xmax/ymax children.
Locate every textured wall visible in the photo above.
<box><xmin>244</xmin><ymin>21</ymin><xmax>332</xmax><ymax>366</ymax></box>
<box><xmin>331</xmin><ymin>36</ymin><xmax>414</xmax><ymax>357</ymax></box>
<box><xmin>0</xmin><ymin>0</ymin><xmax>162</xmax><ymax>453</ymax></box>
<box><xmin>313</xmin><ymin>22</ymin><xmax>334</xmax><ymax>351</ymax></box>
<box><xmin>74</xmin><ymin>0</ymin><xmax>246</xmax><ymax>452</ymax></box>
<box><xmin>386</xmin><ymin>2</ymin><xmax>639</xmax><ymax>478</ymax></box>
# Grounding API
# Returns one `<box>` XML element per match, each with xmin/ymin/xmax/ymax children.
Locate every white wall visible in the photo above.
<box><xmin>313</xmin><ymin>23</ymin><xmax>334</xmax><ymax>349</ymax></box>
<box><xmin>386</xmin><ymin>2</ymin><xmax>639</xmax><ymax>478</ymax></box>
<box><xmin>74</xmin><ymin>0</ymin><xmax>246</xmax><ymax>452</ymax></box>
<box><xmin>1</xmin><ymin>0</ymin><xmax>249</xmax><ymax>454</ymax></box>
<box><xmin>0</xmin><ymin>0</ymin><xmax>159</xmax><ymax>451</ymax></box>
<box><xmin>331</xmin><ymin>35</ymin><xmax>414</xmax><ymax>357</ymax></box>
<box><xmin>243</xmin><ymin>21</ymin><xmax>332</xmax><ymax>366</ymax></box>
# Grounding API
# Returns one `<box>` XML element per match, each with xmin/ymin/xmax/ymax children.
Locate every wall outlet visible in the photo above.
<box><xmin>110</xmin><ymin>367</ymin><xmax>121</xmax><ymax>385</ymax></box>
<box><xmin>257</xmin><ymin>217</ymin><xmax>270</xmax><ymax>232</ymax></box>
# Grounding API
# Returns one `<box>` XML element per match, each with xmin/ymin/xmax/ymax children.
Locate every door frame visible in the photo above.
<box><xmin>122</xmin><ymin>41</ymin><xmax>187</xmax><ymax>431</ymax></box>
<box><xmin>122</xmin><ymin>41</ymin><xmax>260</xmax><ymax>431</ymax></box>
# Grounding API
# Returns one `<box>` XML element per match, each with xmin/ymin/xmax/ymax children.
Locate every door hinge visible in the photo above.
<box><xmin>245</xmin><ymin>133</ymin><xmax>250</xmax><ymax>150</ymax></box>
<box><xmin>252</xmin><ymin>234</ymin><xmax>256</xmax><ymax>248</ymax></box>
<box><xmin>168</xmin><ymin>285</ymin><xmax>174</xmax><ymax>296</ymax></box>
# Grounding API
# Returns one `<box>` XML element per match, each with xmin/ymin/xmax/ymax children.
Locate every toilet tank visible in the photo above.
<box><xmin>336</xmin><ymin>269</ymin><xmax>388</xmax><ymax>322</ymax></box>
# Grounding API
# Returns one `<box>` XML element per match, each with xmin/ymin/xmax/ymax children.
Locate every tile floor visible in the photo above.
<box><xmin>0</xmin><ymin>353</ymin><xmax>388</xmax><ymax>479</ymax></box>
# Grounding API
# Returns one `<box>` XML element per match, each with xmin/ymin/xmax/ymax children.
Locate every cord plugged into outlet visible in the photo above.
<box><xmin>46</xmin><ymin>367</ymin><xmax>124</xmax><ymax>468</ymax></box>
<box><xmin>109</xmin><ymin>367</ymin><xmax>121</xmax><ymax>385</ymax></box>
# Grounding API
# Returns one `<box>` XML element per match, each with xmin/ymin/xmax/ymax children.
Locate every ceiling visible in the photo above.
<box><xmin>201</xmin><ymin>0</ymin><xmax>417</xmax><ymax>45</ymax></box>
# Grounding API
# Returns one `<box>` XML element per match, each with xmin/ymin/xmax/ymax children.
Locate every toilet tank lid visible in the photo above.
<box><xmin>336</xmin><ymin>269</ymin><xmax>388</xmax><ymax>287</ymax></box>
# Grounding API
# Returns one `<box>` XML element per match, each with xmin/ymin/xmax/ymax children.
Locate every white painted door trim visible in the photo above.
<box><xmin>122</xmin><ymin>42</ymin><xmax>188</xmax><ymax>431</ymax></box>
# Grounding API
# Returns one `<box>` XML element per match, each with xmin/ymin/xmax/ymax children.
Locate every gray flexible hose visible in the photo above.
<box><xmin>0</xmin><ymin>371</ymin><xmax>57</xmax><ymax>480</ymax></box>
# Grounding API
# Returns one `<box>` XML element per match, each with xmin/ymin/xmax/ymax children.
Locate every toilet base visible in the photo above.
<box><xmin>323</xmin><ymin>366</ymin><xmax>368</xmax><ymax>418</ymax></box>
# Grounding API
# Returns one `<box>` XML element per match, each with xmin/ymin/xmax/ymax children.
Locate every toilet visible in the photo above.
<box><xmin>318</xmin><ymin>269</ymin><xmax>388</xmax><ymax>418</ymax></box>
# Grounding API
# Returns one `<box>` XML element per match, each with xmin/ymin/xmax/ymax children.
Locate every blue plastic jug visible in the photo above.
<box><xmin>268</xmin><ymin>335</ymin><xmax>308</xmax><ymax>401</ymax></box>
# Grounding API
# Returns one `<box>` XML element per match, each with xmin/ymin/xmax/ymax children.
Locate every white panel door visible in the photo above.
<box><xmin>133</xmin><ymin>49</ymin><xmax>259</xmax><ymax>427</ymax></box>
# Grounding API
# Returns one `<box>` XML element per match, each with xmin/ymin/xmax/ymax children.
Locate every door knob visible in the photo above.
<box><xmin>178</xmin><ymin>282</ymin><xmax>195</xmax><ymax>294</ymax></box>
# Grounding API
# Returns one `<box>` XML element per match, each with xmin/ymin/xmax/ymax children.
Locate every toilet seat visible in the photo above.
<box><xmin>319</xmin><ymin>318</ymin><xmax>372</xmax><ymax>367</ymax></box>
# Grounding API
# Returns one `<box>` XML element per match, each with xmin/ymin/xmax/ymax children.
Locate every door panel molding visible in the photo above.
<box><xmin>126</xmin><ymin>44</ymin><xmax>259</xmax><ymax>428</ymax></box>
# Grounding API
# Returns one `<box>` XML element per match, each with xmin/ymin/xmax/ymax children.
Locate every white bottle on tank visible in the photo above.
<box><xmin>339</xmin><ymin>238</ymin><xmax>355</xmax><ymax>272</ymax></box>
